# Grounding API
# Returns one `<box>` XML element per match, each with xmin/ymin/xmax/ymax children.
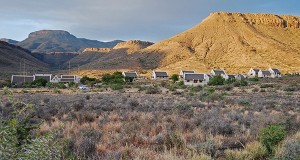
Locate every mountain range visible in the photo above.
<box><xmin>1</xmin><ymin>12</ymin><xmax>300</xmax><ymax>78</ymax></box>
<box><xmin>16</xmin><ymin>30</ymin><xmax>123</xmax><ymax>53</ymax></box>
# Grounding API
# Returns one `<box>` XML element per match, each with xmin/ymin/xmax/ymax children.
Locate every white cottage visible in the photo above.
<box><xmin>268</xmin><ymin>68</ymin><xmax>281</xmax><ymax>78</ymax></box>
<box><xmin>211</xmin><ymin>70</ymin><xmax>229</xmax><ymax>80</ymax></box>
<box><xmin>122</xmin><ymin>72</ymin><xmax>138</xmax><ymax>78</ymax></box>
<box><xmin>179</xmin><ymin>70</ymin><xmax>195</xmax><ymax>78</ymax></box>
<box><xmin>152</xmin><ymin>71</ymin><xmax>168</xmax><ymax>80</ymax></box>
<box><xmin>258</xmin><ymin>70</ymin><xmax>272</xmax><ymax>78</ymax></box>
<box><xmin>50</xmin><ymin>75</ymin><xmax>81</xmax><ymax>83</ymax></box>
<box><xmin>235</xmin><ymin>74</ymin><xmax>246</xmax><ymax>81</ymax></box>
<box><xmin>248</xmin><ymin>68</ymin><xmax>261</xmax><ymax>78</ymax></box>
<box><xmin>184</xmin><ymin>73</ymin><xmax>209</xmax><ymax>86</ymax></box>
<box><xmin>34</xmin><ymin>74</ymin><xmax>52</xmax><ymax>82</ymax></box>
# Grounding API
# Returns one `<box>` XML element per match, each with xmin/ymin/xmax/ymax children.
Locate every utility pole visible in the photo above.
<box><xmin>23</xmin><ymin>59</ymin><xmax>25</xmax><ymax>83</ymax></box>
<box><xmin>69</xmin><ymin>61</ymin><xmax>71</xmax><ymax>74</ymax></box>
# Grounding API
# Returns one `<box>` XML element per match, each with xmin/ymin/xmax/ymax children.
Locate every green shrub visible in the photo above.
<box><xmin>248</xmin><ymin>77</ymin><xmax>260</xmax><ymax>82</ymax></box>
<box><xmin>233</xmin><ymin>80</ymin><xmax>248</xmax><ymax>87</ymax></box>
<box><xmin>260</xmin><ymin>125</ymin><xmax>286</xmax><ymax>155</ymax></box>
<box><xmin>224</xmin><ymin>78</ymin><xmax>236</xmax><ymax>84</ymax></box>
<box><xmin>208</xmin><ymin>75</ymin><xmax>225</xmax><ymax>86</ymax></box>
<box><xmin>171</xmin><ymin>74</ymin><xmax>179</xmax><ymax>83</ymax></box>
<box><xmin>111</xmin><ymin>83</ymin><xmax>123</xmax><ymax>90</ymax></box>
<box><xmin>277</xmin><ymin>139</ymin><xmax>300</xmax><ymax>160</ymax></box>
<box><xmin>31</xmin><ymin>78</ymin><xmax>48</xmax><ymax>87</ymax></box>
<box><xmin>53</xmin><ymin>88</ymin><xmax>61</xmax><ymax>94</ymax></box>
<box><xmin>80</xmin><ymin>76</ymin><xmax>97</xmax><ymax>85</ymax></box>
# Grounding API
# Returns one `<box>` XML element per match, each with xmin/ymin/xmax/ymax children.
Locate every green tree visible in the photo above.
<box><xmin>208</xmin><ymin>75</ymin><xmax>225</xmax><ymax>86</ymax></box>
<box><xmin>260</xmin><ymin>124</ymin><xmax>286</xmax><ymax>155</ymax></box>
<box><xmin>171</xmin><ymin>74</ymin><xmax>179</xmax><ymax>83</ymax></box>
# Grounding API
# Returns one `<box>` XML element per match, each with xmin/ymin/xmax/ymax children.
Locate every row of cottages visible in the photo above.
<box><xmin>248</xmin><ymin>68</ymin><xmax>281</xmax><ymax>78</ymax></box>
<box><xmin>11</xmin><ymin>74</ymin><xmax>81</xmax><ymax>84</ymax></box>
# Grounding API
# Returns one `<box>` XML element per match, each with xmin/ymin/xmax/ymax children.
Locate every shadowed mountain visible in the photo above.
<box><xmin>17</xmin><ymin>30</ymin><xmax>123</xmax><ymax>53</ymax></box>
<box><xmin>0</xmin><ymin>41</ymin><xmax>48</xmax><ymax>75</ymax></box>
<box><xmin>0</xmin><ymin>38</ymin><xmax>19</xmax><ymax>45</ymax></box>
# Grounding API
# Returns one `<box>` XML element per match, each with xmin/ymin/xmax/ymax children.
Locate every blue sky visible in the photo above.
<box><xmin>0</xmin><ymin>0</ymin><xmax>299</xmax><ymax>42</ymax></box>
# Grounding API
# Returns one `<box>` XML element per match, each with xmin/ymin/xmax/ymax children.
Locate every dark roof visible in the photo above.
<box><xmin>184</xmin><ymin>73</ymin><xmax>205</xmax><ymax>81</ymax></box>
<box><xmin>213</xmin><ymin>70</ymin><xmax>226</xmax><ymax>75</ymax></box>
<box><xmin>61</xmin><ymin>75</ymin><xmax>75</xmax><ymax>78</ymax></box>
<box><xmin>123</xmin><ymin>72</ymin><xmax>138</xmax><ymax>78</ymax></box>
<box><xmin>271</xmin><ymin>68</ymin><xmax>281</xmax><ymax>74</ymax></box>
<box><xmin>35</xmin><ymin>76</ymin><xmax>51</xmax><ymax>82</ymax></box>
<box><xmin>12</xmin><ymin>75</ymin><xmax>34</xmax><ymax>84</ymax></box>
<box><xmin>253</xmin><ymin>68</ymin><xmax>260</xmax><ymax>73</ymax></box>
<box><xmin>181</xmin><ymin>70</ymin><xmax>195</xmax><ymax>74</ymax></box>
<box><xmin>261</xmin><ymin>70</ymin><xmax>271</xmax><ymax>76</ymax></box>
<box><xmin>235</xmin><ymin>74</ymin><xmax>245</xmax><ymax>79</ymax></box>
<box><xmin>228</xmin><ymin>74</ymin><xmax>235</xmax><ymax>79</ymax></box>
<box><xmin>154</xmin><ymin>71</ymin><xmax>168</xmax><ymax>77</ymax></box>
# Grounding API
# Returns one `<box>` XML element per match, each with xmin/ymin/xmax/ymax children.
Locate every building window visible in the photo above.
<box><xmin>187</xmin><ymin>80</ymin><xmax>190</xmax><ymax>82</ymax></box>
<box><xmin>194</xmin><ymin>80</ymin><xmax>198</xmax><ymax>83</ymax></box>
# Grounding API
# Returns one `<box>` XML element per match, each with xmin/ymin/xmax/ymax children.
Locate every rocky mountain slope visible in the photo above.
<box><xmin>0</xmin><ymin>41</ymin><xmax>48</xmax><ymax>74</ymax></box>
<box><xmin>0</xmin><ymin>38</ymin><xmax>19</xmax><ymax>45</ymax></box>
<box><xmin>67</xmin><ymin>40</ymin><xmax>154</xmax><ymax>70</ymax></box>
<box><xmin>140</xmin><ymin>12</ymin><xmax>300</xmax><ymax>74</ymax></box>
<box><xmin>17</xmin><ymin>30</ymin><xmax>123</xmax><ymax>53</ymax></box>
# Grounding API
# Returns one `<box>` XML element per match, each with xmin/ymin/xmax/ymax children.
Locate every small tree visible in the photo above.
<box><xmin>31</xmin><ymin>78</ymin><xmax>48</xmax><ymax>87</ymax></box>
<box><xmin>171</xmin><ymin>74</ymin><xmax>179</xmax><ymax>83</ymax></box>
<box><xmin>208</xmin><ymin>75</ymin><xmax>225</xmax><ymax>86</ymax></box>
<box><xmin>260</xmin><ymin>124</ymin><xmax>286</xmax><ymax>155</ymax></box>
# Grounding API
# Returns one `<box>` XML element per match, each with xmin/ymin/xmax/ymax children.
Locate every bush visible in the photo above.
<box><xmin>53</xmin><ymin>88</ymin><xmax>61</xmax><ymax>94</ymax></box>
<box><xmin>248</xmin><ymin>77</ymin><xmax>260</xmax><ymax>82</ymax></box>
<box><xmin>145</xmin><ymin>87</ymin><xmax>161</xmax><ymax>94</ymax></box>
<box><xmin>171</xmin><ymin>74</ymin><xmax>179</xmax><ymax>83</ymax></box>
<box><xmin>277</xmin><ymin>139</ymin><xmax>300</xmax><ymax>160</ymax></box>
<box><xmin>80</xmin><ymin>76</ymin><xmax>97</xmax><ymax>86</ymax></box>
<box><xmin>31</xmin><ymin>78</ymin><xmax>48</xmax><ymax>87</ymax></box>
<box><xmin>208</xmin><ymin>75</ymin><xmax>225</xmax><ymax>86</ymax></box>
<box><xmin>102</xmin><ymin>72</ymin><xmax>124</xmax><ymax>84</ymax></box>
<box><xmin>260</xmin><ymin>124</ymin><xmax>286</xmax><ymax>155</ymax></box>
<box><xmin>111</xmin><ymin>83</ymin><xmax>123</xmax><ymax>90</ymax></box>
<box><xmin>233</xmin><ymin>80</ymin><xmax>248</xmax><ymax>87</ymax></box>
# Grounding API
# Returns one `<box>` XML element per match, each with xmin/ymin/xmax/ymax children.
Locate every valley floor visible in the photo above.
<box><xmin>1</xmin><ymin>76</ymin><xmax>300</xmax><ymax>159</ymax></box>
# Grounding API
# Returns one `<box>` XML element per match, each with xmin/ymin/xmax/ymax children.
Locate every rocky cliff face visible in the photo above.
<box><xmin>82</xmin><ymin>48</ymin><xmax>112</xmax><ymax>53</ymax></box>
<box><xmin>209</xmin><ymin>12</ymin><xmax>300</xmax><ymax>29</ymax></box>
<box><xmin>140</xmin><ymin>12</ymin><xmax>300</xmax><ymax>74</ymax></box>
<box><xmin>113</xmin><ymin>40</ymin><xmax>154</xmax><ymax>54</ymax></box>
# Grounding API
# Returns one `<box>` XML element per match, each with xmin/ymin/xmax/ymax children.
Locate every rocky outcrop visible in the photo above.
<box><xmin>82</xmin><ymin>48</ymin><xmax>112</xmax><ymax>53</ymax></box>
<box><xmin>113</xmin><ymin>40</ymin><xmax>154</xmax><ymax>54</ymax></box>
<box><xmin>209</xmin><ymin>12</ymin><xmax>300</xmax><ymax>29</ymax></box>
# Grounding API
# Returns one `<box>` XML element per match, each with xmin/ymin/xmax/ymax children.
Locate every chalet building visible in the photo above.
<box><xmin>122</xmin><ymin>72</ymin><xmax>138</xmax><ymax>78</ymax></box>
<box><xmin>211</xmin><ymin>70</ymin><xmax>229</xmax><ymax>80</ymax></box>
<box><xmin>258</xmin><ymin>70</ymin><xmax>272</xmax><ymax>78</ymax></box>
<box><xmin>34</xmin><ymin>74</ymin><xmax>52</xmax><ymax>82</ymax></box>
<box><xmin>179</xmin><ymin>70</ymin><xmax>195</xmax><ymax>78</ymax></box>
<box><xmin>184</xmin><ymin>73</ymin><xmax>209</xmax><ymax>86</ymax></box>
<box><xmin>55</xmin><ymin>75</ymin><xmax>81</xmax><ymax>83</ymax></box>
<box><xmin>248</xmin><ymin>68</ymin><xmax>261</xmax><ymax>78</ymax></box>
<box><xmin>152</xmin><ymin>71</ymin><xmax>168</xmax><ymax>80</ymax></box>
<box><xmin>268</xmin><ymin>68</ymin><xmax>282</xmax><ymax>78</ymax></box>
<box><xmin>11</xmin><ymin>75</ymin><xmax>34</xmax><ymax>84</ymax></box>
<box><xmin>235</xmin><ymin>74</ymin><xmax>246</xmax><ymax>81</ymax></box>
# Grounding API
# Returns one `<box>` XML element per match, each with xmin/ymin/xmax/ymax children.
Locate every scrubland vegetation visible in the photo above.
<box><xmin>0</xmin><ymin>75</ymin><xmax>300</xmax><ymax>159</ymax></box>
